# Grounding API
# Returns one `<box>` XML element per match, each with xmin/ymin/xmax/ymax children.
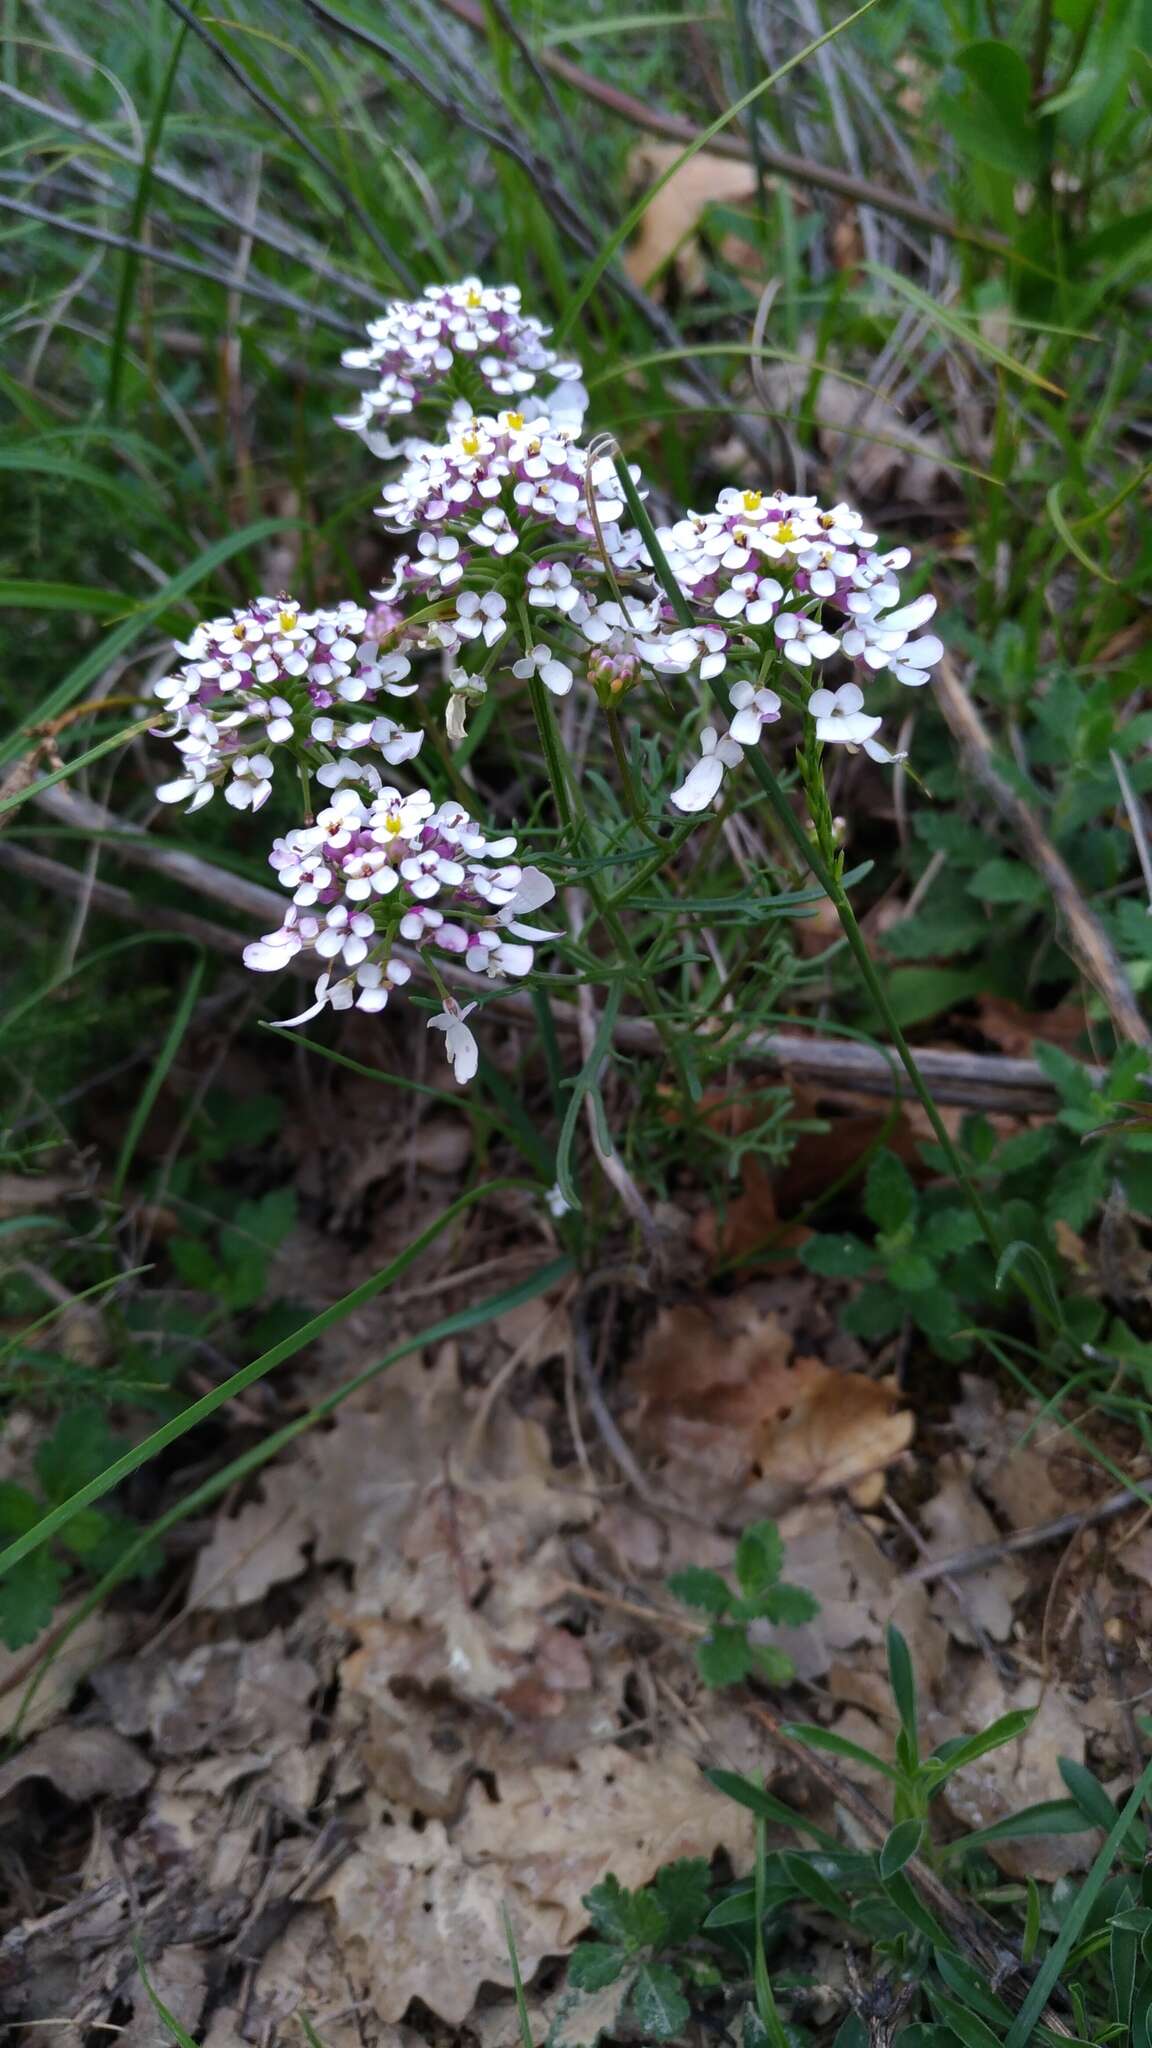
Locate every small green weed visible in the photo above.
<box><xmin>669</xmin><ymin>1520</ymin><xmax>820</xmax><ymax>1689</ymax></box>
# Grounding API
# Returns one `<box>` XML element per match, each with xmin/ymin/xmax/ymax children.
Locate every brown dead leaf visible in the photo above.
<box><xmin>935</xmin><ymin>1666</ymin><xmax>1094</xmax><ymax>1881</ymax></box>
<box><xmin>93</xmin><ymin>1632</ymin><xmax>314</xmax><ymax>1759</ymax></box>
<box><xmin>692</xmin><ymin>1153</ymin><xmax>811</xmax><ymax>1268</ymax></box>
<box><xmin>325</xmin><ymin>1745</ymin><xmax>752</xmax><ymax>2024</ymax></box>
<box><xmin>119</xmin><ymin>1949</ymin><xmax>208</xmax><ymax>2048</ymax></box>
<box><xmin>0</xmin><ymin>1725</ymin><xmax>152</xmax><ymax>1804</ymax></box>
<box><xmin>213</xmin><ymin>1906</ymin><xmax>419</xmax><ymax>2048</ymax></box>
<box><xmin>951</xmin><ymin>1377</ymin><xmax>1090</xmax><ymax>1531</ymax></box>
<box><xmin>628</xmin><ymin>1295</ymin><xmax>912</xmax><ymax>1516</ymax></box>
<box><xmin>976</xmin><ymin>995</ymin><xmax>1089</xmax><ymax>1058</ymax></box>
<box><xmin>920</xmin><ymin>1461</ymin><xmax>1027</xmax><ymax>1644</ymax></box>
<box><xmin>184</xmin><ymin>1461</ymin><xmax>309</xmax><ymax>1612</ymax></box>
<box><xmin>779</xmin><ymin>1499</ymin><xmax>947</xmax><ymax>1688</ymax></box>
<box><xmin>0</xmin><ymin>1599</ymin><xmax>127</xmax><ymax>1738</ymax></box>
<box><xmin>625</xmin><ymin>143</ymin><xmax>760</xmax><ymax>297</ymax></box>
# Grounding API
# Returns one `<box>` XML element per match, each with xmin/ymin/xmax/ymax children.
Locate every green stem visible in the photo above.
<box><xmin>605</xmin><ymin>705</ymin><xmax>662</xmax><ymax>844</ymax></box>
<box><xmin>525</xmin><ymin>674</ymin><xmax>696</xmax><ymax>1098</ymax></box>
<box><xmin>749</xmin><ymin>751</ymin><xmax>1004</xmax><ymax>1251</ymax></box>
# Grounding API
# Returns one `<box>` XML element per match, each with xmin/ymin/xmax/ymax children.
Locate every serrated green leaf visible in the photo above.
<box><xmin>653</xmin><ymin>1859</ymin><xmax>711</xmax><ymax>1945</ymax></box>
<box><xmin>963</xmin><ymin>856</ymin><xmax>1045</xmax><ymax>905</ymax></box>
<box><xmin>567</xmin><ymin>1944</ymin><xmax>628</xmax><ymax>1992</ymax></box>
<box><xmin>921</xmin><ymin>1209</ymin><xmax>985</xmax><ymax>1257</ymax></box>
<box><xmin>864</xmin><ymin>1151</ymin><xmax>917</xmax><ymax>1234</ymax></box>
<box><xmin>697</xmin><ymin>1625</ymin><xmax>754</xmax><ymax>1689</ymax></box>
<box><xmin>667</xmin><ymin>1566</ymin><xmax>732</xmax><ymax>1617</ymax></box>
<box><xmin>1046</xmin><ymin>1146</ymin><xmax>1108</xmax><ymax>1230</ymax></box>
<box><xmin>630</xmin><ymin>1962</ymin><xmax>690</xmax><ymax>2039</ymax></box>
<box><xmin>764</xmin><ymin>1582</ymin><xmax>820</xmax><ymax>1627</ymax></box>
<box><xmin>0</xmin><ymin>1549</ymin><xmax>66</xmax><ymax>1648</ymax></box>
<box><xmin>995</xmin><ymin>1127</ymin><xmax>1057</xmax><ymax>1176</ymax></box>
<box><xmin>886</xmin><ymin>1250</ymin><xmax>938</xmax><ymax>1293</ymax></box>
<box><xmin>0</xmin><ymin>1483</ymin><xmax>42</xmax><ymax>1537</ymax></box>
<box><xmin>841</xmin><ymin>1282</ymin><xmax>905</xmax><ymax>1341</ymax></box>
<box><xmin>736</xmin><ymin>1521</ymin><xmax>784</xmax><ymax>1599</ymax></box>
<box><xmin>581</xmin><ymin>1875</ymin><xmax>667</xmax><ymax>1951</ymax></box>
<box><xmin>801</xmin><ymin>1234</ymin><xmax>877</xmax><ymax>1279</ymax></box>
<box><xmin>35</xmin><ymin>1407</ymin><xmax>126</xmax><ymax>1504</ymax></box>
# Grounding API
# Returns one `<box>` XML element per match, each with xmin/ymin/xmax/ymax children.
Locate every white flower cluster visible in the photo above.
<box><xmin>150</xmin><ymin>276</ymin><xmax>945</xmax><ymax>1081</ymax></box>
<box><xmin>336</xmin><ymin>279</ymin><xmax>586</xmax><ymax>455</ymax></box>
<box><xmin>376</xmin><ymin>407</ymin><xmax>723</xmax><ymax>691</ymax></box>
<box><xmin>663</xmin><ymin>488</ymin><xmax>943</xmax><ymax>811</ymax></box>
<box><xmin>243</xmin><ymin>787</ymin><xmax>559</xmax><ymax>1079</ymax></box>
<box><xmin>152</xmin><ymin>596</ymin><xmax>421</xmax><ymax>812</ymax></box>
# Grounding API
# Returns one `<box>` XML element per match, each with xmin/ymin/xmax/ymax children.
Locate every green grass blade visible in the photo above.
<box><xmin>555</xmin><ymin>0</ymin><xmax>881</xmax><ymax>345</ymax></box>
<box><xmin>0</xmin><ymin>516</ymin><xmax>302</xmax><ymax>767</ymax></box>
<box><xmin>553</xmin><ymin>979</ymin><xmax>623</xmax><ymax>1209</ymax></box>
<box><xmin>132</xmin><ymin>1944</ymin><xmax>198</xmax><ymax>2048</ymax></box>
<box><xmin>10</xmin><ymin>1252</ymin><xmax>572</xmax><ymax>1740</ymax></box>
<box><xmin>0</xmin><ymin>580</ymin><xmax>136</xmax><ymax>617</ymax></box>
<box><xmin>1003</xmin><ymin>1756</ymin><xmax>1152</xmax><ymax>2048</ymax></box>
<box><xmin>107</xmin><ymin>16</ymin><xmax>191</xmax><ymax>420</ymax></box>
<box><xmin>111</xmin><ymin>950</ymin><xmax>205</xmax><ymax>1202</ymax></box>
<box><xmin>0</xmin><ymin>1177</ymin><xmax>540</xmax><ymax>1580</ymax></box>
<box><xmin>867</xmin><ymin>265</ymin><xmax>1066</xmax><ymax>394</ymax></box>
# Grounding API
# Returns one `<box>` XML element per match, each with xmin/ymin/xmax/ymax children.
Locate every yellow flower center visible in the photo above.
<box><xmin>742</xmin><ymin>489</ymin><xmax>763</xmax><ymax>512</ymax></box>
<box><xmin>775</xmin><ymin>520</ymin><xmax>796</xmax><ymax>543</ymax></box>
<box><xmin>279</xmin><ymin>608</ymin><xmax>298</xmax><ymax>633</ymax></box>
<box><xmin>232</xmin><ymin>623</ymin><xmax>246</xmax><ymax>641</ymax></box>
<box><xmin>460</xmin><ymin>431</ymin><xmax>481</xmax><ymax>456</ymax></box>
<box><xmin>384</xmin><ymin>813</ymin><xmax>404</xmax><ymax>838</ymax></box>
<box><xmin>505</xmin><ymin>411</ymin><xmax>525</xmax><ymax>430</ymax></box>
<box><xmin>465</xmin><ymin>287</ymin><xmax>483</xmax><ymax>308</ymax></box>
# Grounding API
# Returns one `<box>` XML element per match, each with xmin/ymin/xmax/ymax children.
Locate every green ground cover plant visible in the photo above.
<box><xmin>2</xmin><ymin>0</ymin><xmax>1151</xmax><ymax>2040</ymax></box>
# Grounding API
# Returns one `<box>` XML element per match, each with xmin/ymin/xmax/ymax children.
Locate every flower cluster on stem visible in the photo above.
<box><xmin>150</xmin><ymin>276</ymin><xmax>943</xmax><ymax>1087</ymax></box>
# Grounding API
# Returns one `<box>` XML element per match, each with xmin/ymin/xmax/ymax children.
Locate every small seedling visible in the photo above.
<box><xmin>668</xmin><ymin>1520</ymin><xmax>819</xmax><ymax>1689</ymax></box>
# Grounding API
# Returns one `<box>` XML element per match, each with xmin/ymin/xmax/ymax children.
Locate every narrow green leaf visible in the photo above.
<box><xmin>0</xmin><ymin>1182</ymin><xmax>550</xmax><ymax>1579</ymax></box>
<box><xmin>0</xmin><ymin>516</ymin><xmax>301</xmax><ymax>767</ymax></box>
<box><xmin>780</xmin><ymin>1722</ymin><xmax>902</xmax><ymax>1781</ymax></box>
<box><xmin>13</xmin><ymin>1254</ymin><xmax>572</xmax><ymax>1738</ymax></box>
<box><xmin>879</xmin><ymin>1818</ymin><xmax>924</xmax><ymax>1880</ymax></box>
<box><xmin>1004</xmin><ymin>1758</ymin><xmax>1152</xmax><ymax>2048</ymax></box>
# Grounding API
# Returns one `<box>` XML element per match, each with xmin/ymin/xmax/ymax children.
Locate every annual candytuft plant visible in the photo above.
<box><xmin>141</xmin><ymin>277</ymin><xmax>954</xmax><ymax>1125</ymax></box>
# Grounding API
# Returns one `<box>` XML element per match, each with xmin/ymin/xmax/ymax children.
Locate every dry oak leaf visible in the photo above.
<box><xmin>625</xmin><ymin>143</ymin><xmax>760</xmax><ymax>296</ymax></box>
<box><xmin>0</xmin><ymin>1725</ymin><xmax>152</xmax><ymax>1804</ymax></box>
<box><xmin>920</xmin><ymin>1460</ymin><xmax>1027</xmax><ymax>1646</ymax></box>
<box><xmin>628</xmin><ymin>1296</ymin><xmax>911</xmax><ymax>1514</ymax></box>
<box><xmin>325</xmin><ymin>1746</ymin><xmax>753</xmax><ymax>2025</ymax></box>
<box><xmin>777</xmin><ymin>1498</ymin><xmax>948</xmax><ymax>1688</ymax></box>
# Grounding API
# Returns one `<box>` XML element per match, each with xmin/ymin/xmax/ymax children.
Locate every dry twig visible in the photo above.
<box><xmin>6</xmin><ymin>784</ymin><xmax>1108</xmax><ymax>1112</ymax></box>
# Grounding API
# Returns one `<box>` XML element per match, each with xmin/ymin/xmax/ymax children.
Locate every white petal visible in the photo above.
<box><xmin>670</xmin><ymin>755</ymin><xmax>726</xmax><ymax>813</ymax></box>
